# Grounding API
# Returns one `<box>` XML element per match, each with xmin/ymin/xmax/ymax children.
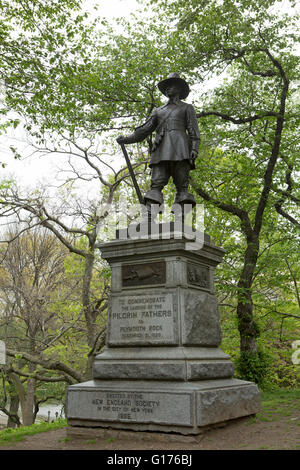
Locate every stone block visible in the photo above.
<box><xmin>66</xmin><ymin>379</ymin><xmax>260</xmax><ymax>435</ymax></box>
<box><xmin>93</xmin><ymin>347</ymin><xmax>234</xmax><ymax>381</ymax></box>
<box><xmin>187</xmin><ymin>362</ymin><xmax>234</xmax><ymax>380</ymax></box>
<box><xmin>182</xmin><ymin>291</ymin><xmax>222</xmax><ymax>346</ymax></box>
<box><xmin>93</xmin><ymin>361</ymin><xmax>186</xmax><ymax>380</ymax></box>
<box><xmin>93</xmin><ymin>360</ymin><xmax>234</xmax><ymax>381</ymax></box>
<box><xmin>196</xmin><ymin>383</ymin><xmax>260</xmax><ymax>426</ymax></box>
<box><xmin>66</xmin><ymin>231</ymin><xmax>260</xmax><ymax>435</ymax></box>
<box><xmin>67</xmin><ymin>381</ymin><xmax>193</xmax><ymax>428</ymax></box>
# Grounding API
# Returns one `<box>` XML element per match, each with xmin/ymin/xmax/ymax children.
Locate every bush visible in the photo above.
<box><xmin>235</xmin><ymin>349</ymin><xmax>273</xmax><ymax>387</ymax></box>
<box><xmin>268</xmin><ymin>363</ymin><xmax>300</xmax><ymax>389</ymax></box>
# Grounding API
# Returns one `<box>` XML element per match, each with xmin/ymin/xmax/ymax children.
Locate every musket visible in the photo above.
<box><xmin>119</xmin><ymin>142</ymin><xmax>144</xmax><ymax>205</ymax></box>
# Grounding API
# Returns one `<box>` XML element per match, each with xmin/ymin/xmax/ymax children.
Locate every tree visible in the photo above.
<box><xmin>0</xmin><ymin>128</ymin><xmax>144</xmax><ymax>376</ymax></box>
<box><xmin>0</xmin><ymin>187</ymin><xmax>108</xmax><ymax>377</ymax></box>
<box><xmin>0</xmin><ymin>228</ymin><xmax>86</xmax><ymax>424</ymax></box>
<box><xmin>0</xmin><ymin>0</ymin><xmax>94</xmax><ymax>135</ymax></box>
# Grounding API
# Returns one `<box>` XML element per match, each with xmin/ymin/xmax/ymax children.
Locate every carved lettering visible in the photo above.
<box><xmin>91</xmin><ymin>391</ymin><xmax>161</xmax><ymax>419</ymax></box>
<box><xmin>69</xmin><ymin>389</ymin><xmax>192</xmax><ymax>426</ymax></box>
<box><xmin>109</xmin><ymin>293</ymin><xmax>176</xmax><ymax>345</ymax></box>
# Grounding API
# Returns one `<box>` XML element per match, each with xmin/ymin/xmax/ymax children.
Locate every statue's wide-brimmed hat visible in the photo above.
<box><xmin>157</xmin><ymin>72</ymin><xmax>190</xmax><ymax>99</ymax></box>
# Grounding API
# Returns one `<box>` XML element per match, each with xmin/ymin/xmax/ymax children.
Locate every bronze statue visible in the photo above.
<box><xmin>117</xmin><ymin>73</ymin><xmax>200</xmax><ymax>219</ymax></box>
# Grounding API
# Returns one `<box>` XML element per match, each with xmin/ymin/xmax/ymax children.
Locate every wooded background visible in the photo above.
<box><xmin>0</xmin><ymin>0</ymin><xmax>299</xmax><ymax>427</ymax></box>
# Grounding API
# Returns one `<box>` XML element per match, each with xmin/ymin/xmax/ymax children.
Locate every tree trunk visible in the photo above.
<box><xmin>7</xmin><ymin>394</ymin><xmax>20</xmax><ymax>428</ymax></box>
<box><xmin>22</xmin><ymin>342</ymin><xmax>37</xmax><ymax>426</ymax></box>
<box><xmin>8</xmin><ymin>372</ymin><xmax>27</xmax><ymax>424</ymax></box>
<box><xmin>82</xmin><ymin>252</ymin><xmax>96</xmax><ymax>379</ymax></box>
<box><xmin>237</xmin><ymin>237</ymin><xmax>260</xmax><ymax>354</ymax></box>
<box><xmin>22</xmin><ymin>377</ymin><xmax>36</xmax><ymax>426</ymax></box>
<box><xmin>237</xmin><ymin>288</ymin><xmax>259</xmax><ymax>353</ymax></box>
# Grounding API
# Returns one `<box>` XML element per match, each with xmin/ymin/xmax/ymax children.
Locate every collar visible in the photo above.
<box><xmin>161</xmin><ymin>98</ymin><xmax>183</xmax><ymax>108</ymax></box>
<box><xmin>168</xmin><ymin>96</ymin><xmax>181</xmax><ymax>105</ymax></box>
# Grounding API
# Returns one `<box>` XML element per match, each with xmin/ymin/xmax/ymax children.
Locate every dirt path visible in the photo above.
<box><xmin>1</xmin><ymin>410</ymin><xmax>300</xmax><ymax>450</ymax></box>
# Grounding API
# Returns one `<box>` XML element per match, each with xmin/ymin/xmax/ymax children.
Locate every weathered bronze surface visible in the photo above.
<box><xmin>122</xmin><ymin>261</ymin><xmax>166</xmax><ymax>287</ymax></box>
<box><xmin>187</xmin><ymin>263</ymin><xmax>209</xmax><ymax>288</ymax></box>
<box><xmin>116</xmin><ymin>73</ymin><xmax>200</xmax><ymax>217</ymax></box>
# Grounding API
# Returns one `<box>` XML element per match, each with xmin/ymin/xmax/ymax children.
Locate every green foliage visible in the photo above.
<box><xmin>0</xmin><ymin>0</ymin><xmax>99</xmax><ymax>145</ymax></box>
<box><xmin>268</xmin><ymin>363</ymin><xmax>300</xmax><ymax>389</ymax></box>
<box><xmin>235</xmin><ymin>349</ymin><xmax>273</xmax><ymax>387</ymax></box>
<box><xmin>260</xmin><ymin>388</ymin><xmax>300</xmax><ymax>406</ymax></box>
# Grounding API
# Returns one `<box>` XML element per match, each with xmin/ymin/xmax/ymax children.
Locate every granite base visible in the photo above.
<box><xmin>66</xmin><ymin>378</ymin><xmax>260</xmax><ymax>435</ymax></box>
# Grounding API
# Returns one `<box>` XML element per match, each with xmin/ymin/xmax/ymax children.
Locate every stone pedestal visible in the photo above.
<box><xmin>66</xmin><ymin>229</ymin><xmax>260</xmax><ymax>435</ymax></box>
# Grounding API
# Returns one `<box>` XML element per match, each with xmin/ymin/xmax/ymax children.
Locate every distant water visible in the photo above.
<box><xmin>36</xmin><ymin>403</ymin><xmax>65</xmax><ymax>420</ymax></box>
<box><xmin>0</xmin><ymin>403</ymin><xmax>64</xmax><ymax>426</ymax></box>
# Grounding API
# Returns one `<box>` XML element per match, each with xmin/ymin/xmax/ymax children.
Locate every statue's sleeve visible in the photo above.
<box><xmin>186</xmin><ymin>104</ymin><xmax>200</xmax><ymax>152</ymax></box>
<box><xmin>122</xmin><ymin>110</ymin><xmax>158</xmax><ymax>144</ymax></box>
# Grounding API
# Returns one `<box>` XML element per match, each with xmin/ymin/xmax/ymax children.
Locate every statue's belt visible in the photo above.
<box><xmin>152</xmin><ymin>118</ymin><xmax>187</xmax><ymax>153</ymax></box>
<box><xmin>155</xmin><ymin>117</ymin><xmax>186</xmax><ymax>132</ymax></box>
<box><xmin>159</xmin><ymin>119</ymin><xmax>186</xmax><ymax>132</ymax></box>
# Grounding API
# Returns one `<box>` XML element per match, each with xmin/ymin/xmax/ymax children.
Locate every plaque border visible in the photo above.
<box><xmin>122</xmin><ymin>260</ymin><xmax>166</xmax><ymax>288</ymax></box>
<box><xmin>67</xmin><ymin>388</ymin><xmax>193</xmax><ymax>427</ymax></box>
<box><xmin>186</xmin><ymin>261</ymin><xmax>210</xmax><ymax>291</ymax></box>
<box><xmin>107</xmin><ymin>290</ymin><xmax>179</xmax><ymax>347</ymax></box>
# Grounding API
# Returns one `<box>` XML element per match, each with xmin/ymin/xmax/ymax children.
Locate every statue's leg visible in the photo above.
<box><xmin>143</xmin><ymin>162</ymin><xmax>169</xmax><ymax>221</ymax></box>
<box><xmin>172</xmin><ymin>160</ymin><xmax>196</xmax><ymax>217</ymax></box>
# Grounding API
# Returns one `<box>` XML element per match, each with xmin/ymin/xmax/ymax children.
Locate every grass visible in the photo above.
<box><xmin>0</xmin><ymin>419</ymin><xmax>67</xmax><ymax>446</ymax></box>
<box><xmin>245</xmin><ymin>388</ymin><xmax>300</xmax><ymax>425</ymax></box>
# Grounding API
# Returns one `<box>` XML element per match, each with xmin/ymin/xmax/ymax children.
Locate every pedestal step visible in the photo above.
<box><xmin>67</xmin><ymin>379</ymin><xmax>260</xmax><ymax>435</ymax></box>
<box><xmin>93</xmin><ymin>346</ymin><xmax>234</xmax><ymax>381</ymax></box>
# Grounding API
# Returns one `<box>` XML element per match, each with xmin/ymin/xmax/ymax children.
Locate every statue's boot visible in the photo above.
<box><xmin>141</xmin><ymin>188</ymin><xmax>164</xmax><ymax>224</ymax></box>
<box><xmin>172</xmin><ymin>191</ymin><xmax>196</xmax><ymax>221</ymax></box>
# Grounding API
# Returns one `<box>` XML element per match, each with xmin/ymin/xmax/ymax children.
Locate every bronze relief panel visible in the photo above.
<box><xmin>122</xmin><ymin>261</ymin><xmax>166</xmax><ymax>287</ymax></box>
<box><xmin>187</xmin><ymin>263</ymin><xmax>209</xmax><ymax>289</ymax></box>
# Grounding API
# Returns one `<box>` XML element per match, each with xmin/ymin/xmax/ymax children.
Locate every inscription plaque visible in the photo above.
<box><xmin>68</xmin><ymin>389</ymin><xmax>192</xmax><ymax>426</ymax></box>
<box><xmin>187</xmin><ymin>263</ymin><xmax>209</xmax><ymax>288</ymax></box>
<box><xmin>108</xmin><ymin>292</ymin><xmax>177</xmax><ymax>345</ymax></box>
<box><xmin>122</xmin><ymin>261</ymin><xmax>166</xmax><ymax>287</ymax></box>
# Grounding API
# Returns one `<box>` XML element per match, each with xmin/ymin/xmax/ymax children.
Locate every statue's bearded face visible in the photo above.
<box><xmin>165</xmin><ymin>84</ymin><xmax>181</xmax><ymax>97</ymax></box>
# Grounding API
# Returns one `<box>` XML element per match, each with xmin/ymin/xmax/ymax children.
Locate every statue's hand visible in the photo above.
<box><xmin>116</xmin><ymin>135</ymin><xmax>126</xmax><ymax>144</ymax></box>
<box><xmin>190</xmin><ymin>150</ymin><xmax>198</xmax><ymax>160</ymax></box>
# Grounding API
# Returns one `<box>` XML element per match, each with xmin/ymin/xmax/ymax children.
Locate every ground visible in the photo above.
<box><xmin>0</xmin><ymin>416</ymin><xmax>300</xmax><ymax>450</ymax></box>
<box><xmin>1</xmin><ymin>390</ymin><xmax>300</xmax><ymax>450</ymax></box>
